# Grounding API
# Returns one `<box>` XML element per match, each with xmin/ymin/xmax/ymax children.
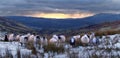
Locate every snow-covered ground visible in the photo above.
<box><xmin>0</xmin><ymin>42</ymin><xmax>32</xmax><ymax>58</ymax></box>
<box><xmin>0</xmin><ymin>34</ymin><xmax>120</xmax><ymax>58</ymax></box>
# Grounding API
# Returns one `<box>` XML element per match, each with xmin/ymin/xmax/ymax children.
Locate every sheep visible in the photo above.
<box><xmin>89</xmin><ymin>33</ymin><xmax>99</xmax><ymax>45</ymax></box>
<box><xmin>34</xmin><ymin>35</ymin><xmax>40</xmax><ymax>44</ymax></box>
<box><xmin>92</xmin><ymin>37</ymin><xmax>97</xmax><ymax>45</ymax></box>
<box><xmin>81</xmin><ymin>34</ymin><xmax>90</xmax><ymax>46</ymax></box>
<box><xmin>49</xmin><ymin>35</ymin><xmax>58</xmax><ymax>44</ymax></box>
<box><xmin>39</xmin><ymin>36</ymin><xmax>48</xmax><ymax>48</ymax></box>
<box><xmin>58</xmin><ymin>35</ymin><xmax>66</xmax><ymax>43</ymax></box>
<box><xmin>8</xmin><ymin>34</ymin><xmax>14</xmax><ymax>42</ymax></box>
<box><xmin>89</xmin><ymin>33</ymin><xmax>94</xmax><ymax>40</ymax></box>
<box><xmin>34</xmin><ymin>35</ymin><xmax>41</xmax><ymax>48</ymax></box>
<box><xmin>15</xmin><ymin>35</ymin><xmax>21</xmax><ymax>41</ymax></box>
<box><xmin>18</xmin><ymin>34</ymin><xmax>29</xmax><ymax>46</ymax></box>
<box><xmin>24</xmin><ymin>37</ymin><xmax>29</xmax><ymax>43</ymax></box>
<box><xmin>40</xmin><ymin>37</ymin><xmax>48</xmax><ymax>45</ymax></box>
<box><xmin>4</xmin><ymin>34</ymin><xmax>8</xmax><ymax>41</ymax></box>
<box><xmin>49</xmin><ymin>38</ymin><xmax>58</xmax><ymax>44</ymax></box>
<box><xmin>19</xmin><ymin>35</ymin><xmax>25</xmax><ymax>46</ymax></box>
<box><xmin>28</xmin><ymin>35</ymin><xmax>35</xmax><ymax>42</ymax></box>
<box><xmin>53</xmin><ymin>35</ymin><xmax>59</xmax><ymax>40</ymax></box>
<box><xmin>73</xmin><ymin>35</ymin><xmax>80</xmax><ymax>40</ymax></box>
<box><xmin>73</xmin><ymin>35</ymin><xmax>81</xmax><ymax>45</ymax></box>
<box><xmin>70</xmin><ymin>37</ymin><xmax>76</xmax><ymax>46</ymax></box>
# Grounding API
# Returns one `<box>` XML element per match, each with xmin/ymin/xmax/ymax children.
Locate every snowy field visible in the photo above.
<box><xmin>0</xmin><ymin>34</ymin><xmax>120</xmax><ymax>58</ymax></box>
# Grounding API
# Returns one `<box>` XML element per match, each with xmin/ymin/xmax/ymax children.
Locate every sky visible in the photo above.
<box><xmin>0</xmin><ymin>0</ymin><xmax>120</xmax><ymax>19</ymax></box>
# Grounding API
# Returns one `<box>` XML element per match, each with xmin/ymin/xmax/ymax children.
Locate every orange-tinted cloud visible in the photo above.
<box><xmin>25</xmin><ymin>13</ymin><xmax>94</xmax><ymax>19</ymax></box>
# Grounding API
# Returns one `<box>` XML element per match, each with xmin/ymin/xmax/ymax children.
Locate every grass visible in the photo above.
<box><xmin>95</xmin><ymin>30</ymin><xmax>120</xmax><ymax>36</ymax></box>
<box><xmin>43</xmin><ymin>43</ymin><xmax>65</xmax><ymax>53</ymax></box>
<box><xmin>17</xmin><ymin>49</ymin><xmax>21</xmax><ymax>58</ymax></box>
<box><xmin>26</xmin><ymin>41</ymin><xmax>37</xmax><ymax>55</ymax></box>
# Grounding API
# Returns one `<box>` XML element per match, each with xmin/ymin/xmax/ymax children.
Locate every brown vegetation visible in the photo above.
<box><xmin>43</xmin><ymin>43</ymin><xmax>64</xmax><ymax>53</ymax></box>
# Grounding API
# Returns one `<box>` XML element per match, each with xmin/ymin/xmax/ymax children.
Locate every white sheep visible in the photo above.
<box><xmin>34</xmin><ymin>35</ymin><xmax>40</xmax><ymax>43</ymax></box>
<box><xmin>19</xmin><ymin>35</ymin><xmax>25</xmax><ymax>46</ymax></box>
<box><xmin>40</xmin><ymin>37</ymin><xmax>48</xmax><ymax>48</ymax></box>
<box><xmin>89</xmin><ymin>33</ymin><xmax>95</xmax><ymax>40</ymax></box>
<box><xmin>89</xmin><ymin>33</ymin><xmax>99</xmax><ymax>45</ymax></box>
<box><xmin>81</xmin><ymin>34</ymin><xmax>90</xmax><ymax>45</ymax></box>
<box><xmin>58</xmin><ymin>35</ymin><xmax>66</xmax><ymax>42</ymax></box>
<box><xmin>15</xmin><ymin>35</ymin><xmax>20</xmax><ymax>41</ymax></box>
<box><xmin>8</xmin><ymin>34</ymin><xmax>14</xmax><ymax>41</ymax></box>
<box><xmin>49</xmin><ymin>35</ymin><xmax>58</xmax><ymax>44</ymax></box>
<box><xmin>28</xmin><ymin>35</ymin><xmax>35</xmax><ymax>42</ymax></box>
<box><xmin>49</xmin><ymin>35</ymin><xmax>59</xmax><ymax>43</ymax></box>
<box><xmin>40</xmin><ymin>37</ymin><xmax>48</xmax><ymax>45</ymax></box>
<box><xmin>53</xmin><ymin>35</ymin><xmax>59</xmax><ymax>40</ymax></box>
<box><xmin>73</xmin><ymin>35</ymin><xmax>80</xmax><ymax>40</ymax></box>
<box><xmin>92</xmin><ymin>37</ymin><xmax>97</xmax><ymax>45</ymax></box>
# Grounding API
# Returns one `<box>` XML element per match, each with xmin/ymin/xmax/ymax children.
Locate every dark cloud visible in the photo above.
<box><xmin>0</xmin><ymin>0</ymin><xmax>120</xmax><ymax>16</ymax></box>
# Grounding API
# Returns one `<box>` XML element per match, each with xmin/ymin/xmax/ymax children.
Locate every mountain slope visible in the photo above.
<box><xmin>61</xmin><ymin>20</ymin><xmax>120</xmax><ymax>36</ymax></box>
<box><xmin>5</xmin><ymin>16</ymin><xmax>92</xmax><ymax>30</ymax></box>
<box><xmin>0</xmin><ymin>17</ymin><xmax>34</xmax><ymax>33</ymax></box>
<box><xmin>5</xmin><ymin>13</ymin><xmax>120</xmax><ymax>30</ymax></box>
<box><xmin>79</xmin><ymin>20</ymin><xmax>120</xmax><ymax>32</ymax></box>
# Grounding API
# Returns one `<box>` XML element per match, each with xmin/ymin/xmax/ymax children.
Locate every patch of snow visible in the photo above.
<box><xmin>54</xmin><ymin>54</ymin><xmax>67</xmax><ymax>58</ymax></box>
<box><xmin>114</xmin><ymin>43</ymin><xmax>120</xmax><ymax>49</ymax></box>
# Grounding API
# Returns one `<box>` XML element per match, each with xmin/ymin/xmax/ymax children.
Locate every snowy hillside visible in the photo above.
<box><xmin>0</xmin><ymin>34</ymin><xmax>119</xmax><ymax>58</ymax></box>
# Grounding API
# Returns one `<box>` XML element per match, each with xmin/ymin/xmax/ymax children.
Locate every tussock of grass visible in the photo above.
<box><xmin>26</xmin><ymin>41</ymin><xmax>34</xmax><ymax>49</ymax></box>
<box><xmin>26</xmin><ymin>41</ymin><xmax>37</xmax><ymax>55</ymax></box>
<box><xmin>75</xmin><ymin>39</ymin><xmax>82</xmax><ymax>47</ymax></box>
<box><xmin>43</xmin><ymin>43</ymin><xmax>64</xmax><ymax>53</ymax></box>
<box><xmin>31</xmin><ymin>47</ymin><xmax>37</xmax><ymax>55</ymax></box>
<box><xmin>17</xmin><ymin>49</ymin><xmax>21</xmax><ymax>58</ymax></box>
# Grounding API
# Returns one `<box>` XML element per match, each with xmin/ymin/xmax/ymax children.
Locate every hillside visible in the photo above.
<box><xmin>81</xmin><ymin>20</ymin><xmax>120</xmax><ymax>31</ymax></box>
<box><xmin>5</xmin><ymin>13</ymin><xmax>120</xmax><ymax>30</ymax></box>
<box><xmin>0</xmin><ymin>17</ymin><xmax>34</xmax><ymax>33</ymax></box>
<box><xmin>61</xmin><ymin>20</ymin><xmax>120</xmax><ymax>36</ymax></box>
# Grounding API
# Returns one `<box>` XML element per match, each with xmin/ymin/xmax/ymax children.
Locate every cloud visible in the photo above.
<box><xmin>25</xmin><ymin>12</ymin><xmax>94</xmax><ymax>19</ymax></box>
<box><xmin>0</xmin><ymin>0</ymin><xmax>120</xmax><ymax>18</ymax></box>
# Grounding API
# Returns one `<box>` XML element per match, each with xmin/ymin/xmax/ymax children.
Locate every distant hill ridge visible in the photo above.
<box><xmin>0</xmin><ymin>17</ymin><xmax>34</xmax><ymax>33</ymax></box>
<box><xmin>5</xmin><ymin>13</ymin><xmax>120</xmax><ymax>30</ymax></box>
